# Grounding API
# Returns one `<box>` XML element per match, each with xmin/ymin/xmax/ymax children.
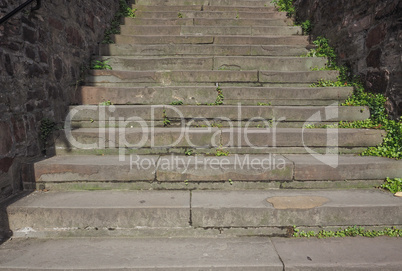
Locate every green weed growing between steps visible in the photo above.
<box><xmin>102</xmin><ymin>0</ymin><xmax>136</xmax><ymax>44</ymax></box>
<box><xmin>293</xmin><ymin>225</ymin><xmax>402</xmax><ymax>238</ymax></box>
<box><xmin>271</xmin><ymin>0</ymin><xmax>295</xmax><ymax>17</ymax></box>
<box><xmin>305</xmin><ymin>37</ymin><xmax>402</xmax><ymax>159</ymax></box>
<box><xmin>381</xmin><ymin>178</ymin><xmax>402</xmax><ymax>194</ymax></box>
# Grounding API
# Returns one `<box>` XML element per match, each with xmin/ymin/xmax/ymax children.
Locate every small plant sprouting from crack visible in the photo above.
<box><xmin>208</xmin><ymin>85</ymin><xmax>224</xmax><ymax>106</ymax></box>
<box><xmin>185</xmin><ymin>149</ymin><xmax>194</xmax><ymax>156</ymax></box>
<box><xmin>102</xmin><ymin>0</ymin><xmax>137</xmax><ymax>44</ymax></box>
<box><xmin>99</xmin><ymin>100</ymin><xmax>113</xmax><ymax>106</ymax></box>
<box><xmin>178</xmin><ymin>12</ymin><xmax>183</xmax><ymax>18</ymax></box>
<box><xmin>381</xmin><ymin>178</ymin><xmax>402</xmax><ymax>194</ymax></box>
<box><xmin>257</xmin><ymin>102</ymin><xmax>271</xmax><ymax>106</ymax></box>
<box><xmin>215</xmin><ymin>145</ymin><xmax>229</xmax><ymax>157</ymax></box>
<box><xmin>163</xmin><ymin>110</ymin><xmax>171</xmax><ymax>127</ymax></box>
<box><xmin>91</xmin><ymin>60</ymin><xmax>112</xmax><ymax>70</ymax></box>
<box><xmin>170</xmin><ymin>100</ymin><xmax>184</xmax><ymax>106</ymax></box>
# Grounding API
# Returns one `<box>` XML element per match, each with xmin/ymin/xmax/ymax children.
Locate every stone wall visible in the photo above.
<box><xmin>294</xmin><ymin>0</ymin><xmax>402</xmax><ymax>118</ymax></box>
<box><xmin>0</xmin><ymin>0</ymin><xmax>120</xmax><ymax>200</ymax></box>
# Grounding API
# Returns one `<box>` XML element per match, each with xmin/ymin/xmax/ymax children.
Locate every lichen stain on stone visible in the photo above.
<box><xmin>267</xmin><ymin>196</ymin><xmax>329</xmax><ymax>210</ymax></box>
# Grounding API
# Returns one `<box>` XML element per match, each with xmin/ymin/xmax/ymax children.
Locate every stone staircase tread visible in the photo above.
<box><xmin>5</xmin><ymin>189</ymin><xmax>402</xmax><ymax>233</ymax></box>
<box><xmin>61</xmin><ymin>127</ymin><xmax>384</xmax><ymax>148</ymax></box>
<box><xmin>100</xmin><ymin>44</ymin><xmax>309</xmax><ymax>57</ymax></box>
<box><xmin>192</xmin><ymin>189</ymin><xmax>402</xmax><ymax>227</ymax></box>
<box><xmin>1</xmin><ymin>236</ymin><xmax>401</xmax><ymax>270</ymax></box>
<box><xmin>122</xmin><ymin>17</ymin><xmax>293</xmax><ymax>27</ymax></box>
<box><xmin>32</xmin><ymin>154</ymin><xmax>402</xmax><ymax>183</ymax></box>
<box><xmin>87</xmin><ymin>69</ymin><xmax>338</xmax><ymax>85</ymax></box>
<box><xmin>118</xmin><ymin>24</ymin><xmax>301</xmax><ymax>35</ymax></box>
<box><xmin>95</xmin><ymin>55</ymin><xmax>326</xmax><ymax>72</ymax></box>
<box><xmin>0</xmin><ymin>237</ymin><xmax>283</xmax><ymax>270</ymax></box>
<box><xmin>79</xmin><ymin>86</ymin><xmax>352</xmax><ymax>105</ymax></box>
<box><xmin>112</xmin><ymin>34</ymin><xmax>309</xmax><ymax>45</ymax></box>
<box><xmin>67</xmin><ymin>104</ymin><xmax>370</xmax><ymax>122</ymax></box>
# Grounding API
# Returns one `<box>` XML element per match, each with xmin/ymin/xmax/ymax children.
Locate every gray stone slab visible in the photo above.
<box><xmin>156</xmin><ymin>154</ymin><xmax>293</xmax><ymax>181</ymax></box>
<box><xmin>34</xmin><ymin>155</ymin><xmax>159</xmax><ymax>182</ymax></box>
<box><xmin>78</xmin><ymin>86</ymin><xmax>352</xmax><ymax>105</ymax></box>
<box><xmin>214</xmin><ymin>56</ymin><xmax>327</xmax><ymax>71</ymax></box>
<box><xmin>285</xmin><ymin>154</ymin><xmax>402</xmax><ymax>180</ymax></box>
<box><xmin>272</xmin><ymin>236</ymin><xmax>402</xmax><ymax>270</ymax></box>
<box><xmin>192</xmin><ymin>189</ymin><xmax>402</xmax><ymax>227</ymax></box>
<box><xmin>0</xmin><ymin>237</ymin><xmax>283</xmax><ymax>270</ymax></box>
<box><xmin>7</xmin><ymin>190</ymin><xmax>190</xmax><ymax>230</ymax></box>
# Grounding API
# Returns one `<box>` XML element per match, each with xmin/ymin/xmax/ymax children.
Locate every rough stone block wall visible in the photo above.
<box><xmin>294</xmin><ymin>0</ymin><xmax>402</xmax><ymax>118</ymax></box>
<box><xmin>0</xmin><ymin>0</ymin><xmax>120</xmax><ymax>200</ymax></box>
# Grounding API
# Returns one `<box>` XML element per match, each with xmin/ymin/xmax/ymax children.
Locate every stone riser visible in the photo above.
<box><xmin>78</xmin><ymin>86</ymin><xmax>353</xmax><ymax>106</ymax></box>
<box><xmin>55</xmin><ymin>128</ymin><xmax>384</xmax><ymax>150</ymax></box>
<box><xmin>132</xmin><ymin>5</ymin><xmax>277</xmax><ymax>12</ymax></box>
<box><xmin>135</xmin><ymin>0</ymin><xmax>275</xmax><ymax>7</ymax></box>
<box><xmin>32</xmin><ymin>154</ymin><xmax>402</xmax><ymax>183</ymax></box>
<box><xmin>122</xmin><ymin>17</ymin><xmax>293</xmax><ymax>27</ymax></box>
<box><xmin>100</xmin><ymin>44</ymin><xmax>309</xmax><ymax>57</ymax></box>
<box><xmin>67</xmin><ymin>105</ymin><xmax>370</xmax><ymax>123</ymax></box>
<box><xmin>94</xmin><ymin>56</ymin><xmax>326</xmax><ymax>72</ymax></box>
<box><xmin>6</xmin><ymin>190</ymin><xmax>402</xmax><ymax>236</ymax></box>
<box><xmin>134</xmin><ymin>11</ymin><xmax>287</xmax><ymax>20</ymax></box>
<box><xmin>87</xmin><ymin>70</ymin><xmax>338</xmax><ymax>86</ymax></box>
<box><xmin>112</xmin><ymin>34</ymin><xmax>309</xmax><ymax>45</ymax></box>
<box><xmin>119</xmin><ymin>25</ymin><xmax>301</xmax><ymax>36</ymax></box>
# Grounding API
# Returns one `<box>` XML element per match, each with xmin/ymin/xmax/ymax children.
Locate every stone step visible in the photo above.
<box><xmin>0</xmin><ymin>237</ymin><xmax>285</xmax><ymax>269</ymax></box>
<box><xmin>100</xmin><ymin>44</ymin><xmax>309</xmax><ymax>57</ymax></box>
<box><xmin>95</xmin><ymin>56</ymin><xmax>326</xmax><ymax>72</ymax></box>
<box><xmin>1</xmin><ymin>237</ymin><xmax>402</xmax><ymax>270</ymax></box>
<box><xmin>5</xmin><ymin>189</ymin><xmax>402</xmax><ymax>237</ymax></box>
<box><xmin>78</xmin><ymin>86</ymin><xmax>353</xmax><ymax>106</ymax></box>
<box><xmin>134</xmin><ymin>11</ymin><xmax>287</xmax><ymax>20</ymax></box>
<box><xmin>119</xmin><ymin>25</ymin><xmax>301</xmax><ymax>36</ymax></box>
<box><xmin>112</xmin><ymin>34</ymin><xmax>309</xmax><ymax>45</ymax></box>
<box><xmin>67</xmin><ymin>105</ymin><xmax>369</xmax><ymax>126</ymax></box>
<box><xmin>55</xmin><ymin>127</ymin><xmax>384</xmax><ymax>156</ymax></box>
<box><xmin>86</xmin><ymin>70</ymin><xmax>338</xmax><ymax>86</ymax></box>
<box><xmin>191</xmin><ymin>189</ymin><xmax>402</xmax><ymax>228</ymax></box>
<box><xmin>30</xmin><ymin>155</ymin><xmax>402</xmax><ymax>191</ymax></box>
<box><xmin>122</xmin><ymin>17</ymin><xmax>292</xmax><ymax>26</ymax></box>
<box><xmin>132</xmin><ymin>4</ymin><xmax>277</xmax><ymax>13</ymax></box>
<box><xmin>135</xmin><ymin>0</ymin><xmax>275</xmax><ymax>7</ymax></box>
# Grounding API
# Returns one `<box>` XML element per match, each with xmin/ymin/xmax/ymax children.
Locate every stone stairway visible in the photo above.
<box><xmin>1</xmin><ymin>0</ymin><xmax>402</xmax><ymax>270</ymax></box>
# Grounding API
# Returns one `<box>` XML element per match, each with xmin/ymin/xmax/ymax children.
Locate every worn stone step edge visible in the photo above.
<box><xmin>100</xmin><ymin>44</ymin><xmax>309</xmax><ymax>57</ymax></box>
<box><xmin>122</xmin><ymin>17</ymin><xmax>293</xmax><ymax>27</ymax></box>
<box><xmin>6</xmin><ymin>189</ymin><xmax>402</xmax><ymax>232</ymax></box>
<box><xmin>55</xmin><ymin>128</ymin><xmax>385</xmax><ymax>149</ymax></box>
<box><xmin>112</xmin><ymin>34</ymin><xmax>309</xmax><ymax>45</ymax></box>
<box><xmin>78</xmin><ymin>86</ymin><xmax>353</xmax><ymax>106</ymax></box>
<box><xmin>119</xmin><ymin>25</ymin><xmax>301</xmax><ymax>36</ymax></box>
<box><xmin>31</xmin><ymin>154</ymin><xmax>402</xmax><ymax>183</ymax></box>
<box><xmin>67</xmin><ymin>105</ymin><xmax>370</xmax><ymax>122</ymax></box>
<box><xmin>93</xmin><ymin>56</ymin><xmax>327</xmax><ymax>72</ymax></box>
<box><xmin>87</xmin><ymin>70</ymin><xmax>339</xmax><ymax>85</ymax></box>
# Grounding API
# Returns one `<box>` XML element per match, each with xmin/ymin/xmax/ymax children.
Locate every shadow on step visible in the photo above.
<box><xmin>0</xmin><ymin>192</ymin><xmax>32</xmax><ymax>245</ymax></box>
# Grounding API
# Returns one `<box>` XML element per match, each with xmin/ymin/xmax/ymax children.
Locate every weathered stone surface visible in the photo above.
<box><xmin>192</xmin><ymin>189</ymin><xmax>402</xmax><ymax>227</ymax></box>
<box><xmin>0</xmin><ymin>237</ymin><xmax>283</xmax><ymax>270</ymax></box>
<box><xmin>8</xmin><ymin>191</ymin><xmax>190</xmax><ymax>229</ymax></box>
<box><xmin>267</xmin><ymin>196</ymin><xmax>329</xmax><ymax>209</ymax></box>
